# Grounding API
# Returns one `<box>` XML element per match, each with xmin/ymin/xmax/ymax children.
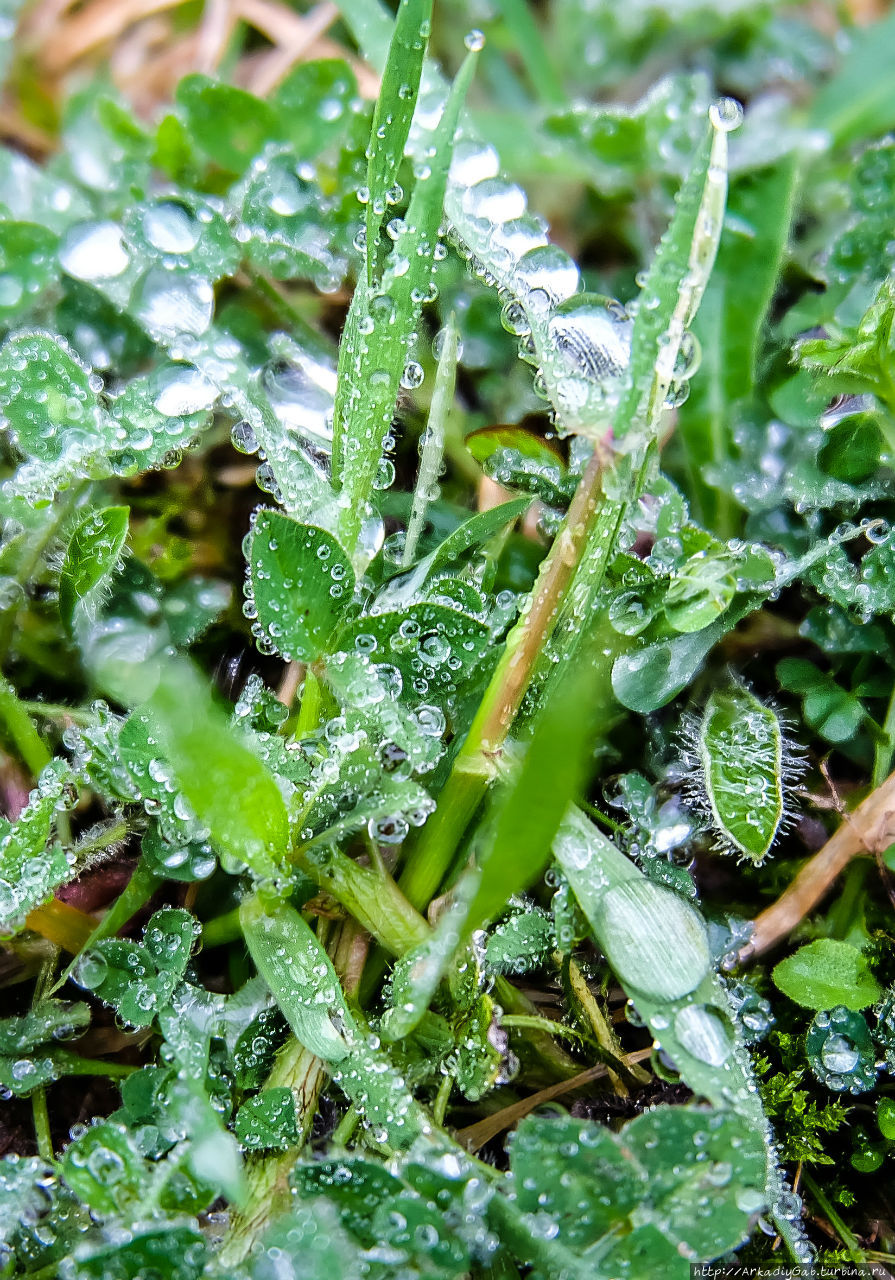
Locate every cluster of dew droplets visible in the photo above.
<box><xmin>806</xmin><ymin>1006</ymin><xmax>879</xmax><ymax>1094</ymax></box>
<box><xmin>441</xmin><ymin>137</ymin><xmax>632</xmax><ymax>435</ymax></box>
<box><xmin>292</xmin><ymin>650</ymin><xmax>445</xmax><ymax>848</ymax></box>
<box><xmin>235</xmin><ymin>144</ymin><xmax>347</xmax><ymax>293</ymax></box>
<box><xmin>0</xmin><ymin>760</ymin><xmax>78</xmax><ymax>930</ymax></box>
<box><xmin>438</xmin><ymin>95</ymin><xmax>743</xmax><ymax>439</ymax></box>
<box><xmin>234</xmin><ymin>335</ymin><xmax>339</xmax><ymax>509</ymax></box>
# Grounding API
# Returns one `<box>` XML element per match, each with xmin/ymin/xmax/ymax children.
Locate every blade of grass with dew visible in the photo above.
<box><xmin>380</xmin><ymin>496</ymin><xmax>528</xmax><ymax>608</ymax></box>
<box><xmin>365</xmin><ymin>0</ymin><xmax>434</xmax><ymax>286</ymax></box>
<box><xmin>332</xmin><ymin>50</ymin><xmax>478</xmax><ymax>556</ymax></box>
<box><xmin>402</xmin><ymin>314</ymin><xmax>458</xmax><ymax>565</ymax></box>
<box><xmin>615</xmin><ymin>104</ymin><xmax>731</xmax><ymax>444</ymax></box>
<box><xmin>678</xmin><ymin>160</ymin><xmax>797</xmax><ymax>530</ymax></box>
<box><xmin>552</xmin><ymin>805</ymin><xmax>812</xmax><ymax>1264</ymax></box>
<box><xmin>380</xmin><ymin>649</ymin><xmax>601</xmax><ymax>1042</ymax></box>
<box><xmin>532</xmin><ymin>107</ymin><xmax>735</xmax><ymax>721</ymax></box>
<box><xmin>241</xmin><ymin>895</ymin><xmax>433</xmax><ymax>1147</ymax></box>
<box><xmin>391</xmin><ymin>99</ymin><xmax>727</xmax><ymax>911</ymax></box>
<box><xmin>464</xmin><ymin>647</ymin><xmax>602</xmax><ymax>933</ymax></box>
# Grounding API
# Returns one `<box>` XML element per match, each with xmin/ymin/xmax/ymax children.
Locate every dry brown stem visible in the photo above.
<box><xmin>741</xmin><ymin>769</ymin><xmax>895</xmax><ymax>961</ymax></box>
<box><xmin>455</xmin><ymin>1047</ymin><xmax>653</xmax><ymax>1153</ymax></box>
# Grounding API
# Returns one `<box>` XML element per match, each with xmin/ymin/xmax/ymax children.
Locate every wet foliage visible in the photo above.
<box><xmin>1</xmin><ymin>0</ymin><xmax>895</xmax><ymax>1275</ymax></box>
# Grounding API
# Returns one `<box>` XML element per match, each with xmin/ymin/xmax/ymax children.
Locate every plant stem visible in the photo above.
<box><xmin>874</xmin><ymin>680</ymin><xmax>895</xmax><ymax>787</ymax></box>
<box><xmin>399</xmin><ymin>445</ymin><xmax>612</xmax><ymax>911</ymax></box>
<box><xmin>456</xmin><ymin>1047</ymin><xmax>653</xmax><ymax>1153</ymax></box>
<box><xmin>402</xmin><ymin>315</ymin><xmax>456</xmax><ymax>566</ymax></box>
<box><xmin>500</xmin><ymin>1014</ymin><xmax>587</xmax><ymax>1045</ymax></box>
<box><xmin>742</xmin><ymin>767</ymin><xmax>895</xmax><ymax>960</ymax></box>
<box><xmin>32</xmin><ymin>1087</ymin><xmax>53</xmax><ymax>1161</ymax></box>
<box><xmin>0</xmin><ymin>674</ymin><xmax>51</xmax><ymax>777</ymax></box>
<box><xmin>219</xmin><ymin>1037</ymin><xmax>327</xmax><ymax>1268</ymax></box>
<box><xmin>433</xmin><ymin>1073</ymin><xmax>452</xmax><ymax>1126</ymax></box>
<box><xmin>52</xmin><ymin>1052</ymin><xmax>138</xmax><ymax>1079</ymax></box>
<box><xmin>299</xmin><ymin>844</ymin><xmax>430</xmax><ymax>955</ymax></box>
<box><xmin>565</xmin><ymin>956</ymin><xmax>650</xmax><ymax>1093</ymax></box>
<box><xmin>202</xmin><ymin>905</ymin><xmax>243</xmax><ymax>948</ymax></box>
<box><xmin>801</xmin><ymin>1170</ymin><xmax>867</xmax><ymax>1265</ymax></box>
<box><xmin>331</xmin><ymin>1104</ymin><xmax>360</xmax><ymax>1146</ymax></box>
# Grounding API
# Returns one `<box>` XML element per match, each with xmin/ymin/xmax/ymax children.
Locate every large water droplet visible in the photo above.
<box><xmin>260</xmin><ymin>351</ymin><xmax>336</xmax><ymax>448</ymax></box>
<box><xmin>547</xmin><ymin>293</ymin><xmax>632</xmax><ymax>381</ymax></box>
<box><xmin>153</xmin><ymin>365</ymin><xmax>218</xmax><ymax>416</ymax></box>
<box><xmin>59</xmin><ymin>221</ymin><xmax>130</xmax><ymax>280</ymax></box>
<box><xmin>142</xmin><ymin>201</ymin><xmax>201</xmax><ymax>253</ymax></box>
<box><xmin>135</xmin><ymin>268</ymin><xmax>213</xmax><ymax>339</ymax></box>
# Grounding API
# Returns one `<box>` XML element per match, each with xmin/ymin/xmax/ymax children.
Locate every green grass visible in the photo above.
<box><xmin>2</xmin><ymin>0</ymin><xmax>895</xmax><ymax>1275</ymax></box>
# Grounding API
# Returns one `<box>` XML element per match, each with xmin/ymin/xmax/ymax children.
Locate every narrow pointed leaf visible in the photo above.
<box><xmin>332</xmin><ymin>51</ymin><xmax>477</xmax><ymax>553</ymax></box>
<box><xmin>365</xmin><ymin>0</ymin><xmax>434</xmax><ymax>284</ymax></box>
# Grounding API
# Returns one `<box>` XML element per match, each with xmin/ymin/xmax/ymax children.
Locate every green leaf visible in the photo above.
<box><xmin>772</xmin><ymin>939</ymin><xmax>883</xmax><ymax>1011</ymax></box>
<box><xmin>58</xmin><ymin>505</ymin><xmax>129</xmax><ymax>631</ymax></box>
<box><xmin>776</xmin><ymin>657</ymin><xmax>867</xmax><ymax>744</ymax></box>
<box><xmin>0</xmin><ymin>222</ymin><xmax>59</xmax><ymax>322</ymax></box>
<box><xmin>61</xmin><ymin>1121</ymin><xmax>148</xmax><ymax>1218</ymax></box>
<box><xmin>242</xmin><ymin>896</ymin><xmax>432</xmax><ymax>1147</ymax></box>
<box><xmin>273</xmin><ymin>60</ymin><xmax>360</xmax><ymax>158</ymax></box>
<box><xmin>0</xmin><ymin>759</ymin><xmax>75</xmax><ymax>931</ymax></box>
<box><xmin>146</xmin><ymin>661</ymin><xmax>290</xmax><ymax>878</ymax></box>
<box><xmin>612</xmin><ymin>598</ymin><xmax>753</xmax><ymax>713</ymax></box>
<box><xmin>664</xmin><ymin>550</ymin><xmax>736</xmax><ymax>633</ymax></box>
<box><xmin>484</xmin><ymin>908</ymin><xmax>553</xmax><ymax>975</ymax></box>
<box><xmin>235</xmin><ymin>1087</ymin><xmax>301</xmax><ymax>1151</ymax></box>
<box><xmin>364</xmin><ymin>0</ymin><xmax>433</xmax><ymax>284</ymax></box>
<box><xmin>236</xmin><ymin>154</ymin><xmax>343</xmax><ymax>290</ymax></box>
<box><xmin>466</xmin><ymin>654</ymin><xmax>601</xmax><ymax>931</ymax></box>
<box><xmin>175</xmin><ymin>77</ymin><xmax>280</xmax><ymax>173</ymax></box>
<box><xmin>810</xmin><ymin>9</ymin><xmax>895</xmax><ymax>146</ymax></box>
<box><xmin>68</xmin><ymin>1223</ymin><xmax>207</xmax><ymax>1280</ymax></box>
<box><xmin>511</xmin><ymin>1105</ymin><xmax>766</xmax><ymax>1263</ymax></box>
<box><xmin>246</xmin><ymin>509</ymin><xmax>356</xmax><ymax>661</ymax></box>
<box><xmin>75</xmin><ymin>908</ymin><xmax>196</xmax><ymax>1028</ymax></box>
<box><xmin>241</xmin><ymin>896</ymin><xmax>355</xmax><ymax>1063</ymax></box>
<box><xmin>696</xmin><ymin>685</ymin><xmax>785</xmax><ymax>862</ymax></box>
<box><xmin>233</xmin><ymin>1008</ymin><xmax>288</xmax><ymax>1089</ymax></box>
<box><xmin>679</xmin><ymin>161</ymin><xmax>797</xmax><ymax>526</ymax></box>
<box><xmin>614</xmin><ymin>110</ymin><xmax>725</xmax><ymax>440</ymax></box>
<box><xmin>0</xmin><ymin>1000</ymin><xmax>89</xmax><ymax>1054</ymax></box>
<box><xmin>339</xmin><ymin>601</ymin><xmax>490</xmax><ymax>707</ymax></box>
<box><xmin>0</xmin><ymin>330</ymin><xmax>101</xmax><ymax>460</ymax></box>
<box><xmin>466</xmin><ymin>425</ymin><xmax>569</xmax><ymax>506</ymax></box>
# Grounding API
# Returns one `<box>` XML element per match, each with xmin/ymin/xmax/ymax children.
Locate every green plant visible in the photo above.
<box><xmin>2</xmin><ymin>0</ymin><xmax>895</xmax><ymax>1275</ymax></box>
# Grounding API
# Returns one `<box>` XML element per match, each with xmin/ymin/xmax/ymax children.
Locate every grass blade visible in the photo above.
<box><xmin>332</xmin><ymin>50</ymin><xmax>478</xmax><ymax>555</ymax></box>
<box><xmin>465</xmin><ymin>651</ymin><xmax>601</xmax><ymax>932</ymax></box>
<box><xmin>365</xmin><ymin>0</ymin><xmax>434</xmax><ymax>285</ymax></box>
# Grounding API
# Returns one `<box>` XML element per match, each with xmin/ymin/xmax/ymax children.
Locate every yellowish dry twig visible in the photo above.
<box><xmin>456</xmin><ymin>1047</ymin><xmax>653</xmax><ymax>1153</ymax></box>
<box><xmin>741</xmin><ymin>769</ymin><xmax>895</xmax><ymax>961</ymax></box>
